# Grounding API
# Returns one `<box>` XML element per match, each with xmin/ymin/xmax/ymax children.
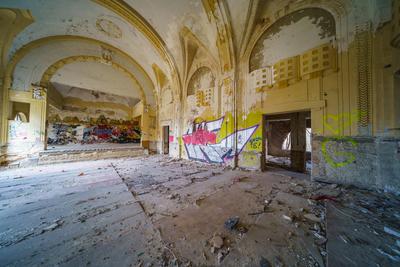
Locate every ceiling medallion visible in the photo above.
<box><xmin>96</xmin><ymin>18</ymin><xmax>122</xmax><ymax>39</ymax></box>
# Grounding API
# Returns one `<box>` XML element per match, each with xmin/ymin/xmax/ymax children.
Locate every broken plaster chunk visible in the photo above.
<box><xmin>384</xmin><ymin>226</ymin><xmax>400</xmax><ymax>238</ymax></box>
<box><xmin>167</xmin><ymin>193</ymin><xmax>179</xmax><ymax>200</ymax></box>
<box><xmin>42</xmin><ymin>219</ymin><xmax>64</xmax><ymax>233</ymax></box>
<box><xmin>282</xmin><ymin>214</ymin><xmax>293</xmax><ymax>222</ymax></box>
<box><xmin>210</xmin><ymin>234</ymin><xmax>224</xmax><ymax>249</ymax></box>
<box><xmin>304</xmin><ymin>213</ymin><xmax>322</xmax><ymax>223</ymax></box>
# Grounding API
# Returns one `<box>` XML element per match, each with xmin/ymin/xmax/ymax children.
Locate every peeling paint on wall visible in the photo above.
<box><xmin>250</xmin><ymin>8</ymin><xmax>336</xmax><ymax>72</ymax></box>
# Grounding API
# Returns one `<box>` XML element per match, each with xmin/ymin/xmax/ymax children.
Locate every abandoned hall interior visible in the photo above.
<box><xmin>0</xmin><ymin>0</ymin><xmax>400</xmax><ymax>266</ymax></box>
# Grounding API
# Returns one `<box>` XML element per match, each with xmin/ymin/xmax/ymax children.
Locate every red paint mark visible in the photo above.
<box><xmin>169</xmin><ymin>136</ymin><xmax>174</xmax><ymax>142</ymax></box>
<box><xmin>182</xmin><ymin>129</ymin><xmax>217</xmax><ymax>145</ymax></box>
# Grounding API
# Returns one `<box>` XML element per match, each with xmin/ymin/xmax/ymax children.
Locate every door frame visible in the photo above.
<box><xmin>162</xmin><ymin>125</ymin><xmax>169</xmax><ymax>155</ymax></box>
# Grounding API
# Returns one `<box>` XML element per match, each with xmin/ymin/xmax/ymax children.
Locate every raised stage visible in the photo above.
<box><xmin>38</xmin><ymin>143</ymin><xmax>145</xmax><ymax>165</ymax></box>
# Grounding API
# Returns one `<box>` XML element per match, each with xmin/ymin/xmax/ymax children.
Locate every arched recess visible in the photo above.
<box><xmin>40</xmin><ymin>55</ymin><xmax>147</xmax><ymax>105</ymax></box>
<box><xmin>1</xmin><ymin>36</ymin><xmax>157</xmax><ymax>144</ymax></box>
<box><xmin>240</xmin><ymin>5</ymin><xmax>340</xmax><ymax>117</ymax></box>
<box><xmin>0</xmin><ymin>8</ymin><xmax>33</xmax><ymax>147</ymax></box>
<box><xmin>187</xmin><ymin>67</ymin><xmax>216</xmax><ymax>97</ymax></box>
<box><xmin>237</xmin><ymin>2</ymin><xmax>349</xmax><ymax>171</ymax></box>
<box><xmin>5</xmin><ymin>35</ymin><xmax>156</xmax><ymax>102</ymax></box>
<box><xmin>249</xmin><ymin>8</ymin><xmax>336</xmax><ymax>73</ymax></box>
<box><xmin>184</xmin><ymin>66</ymin><xmax>217</xmax><ymax>124</ymax></box>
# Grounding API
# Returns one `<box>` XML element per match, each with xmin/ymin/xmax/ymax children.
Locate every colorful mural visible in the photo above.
<box><xmin>182</xmin><ymin>116</ymin><xmax>258</xmax><ymax>163</ymax></box>
<box><xmin>47</xmin><ymin>121</ymin><xmax>141</xmax><ymax>145</ymax></box>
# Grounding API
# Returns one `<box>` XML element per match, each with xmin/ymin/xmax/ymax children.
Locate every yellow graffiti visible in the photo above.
<box><xmin>321</xmin><ymin>137</ymin><xmax>358</xmax><ymax>168</ymax></box>
<box><xmin>320</xmin><ymin>110</ymin><xmax>364</xmax><ymax>168</ymax></box>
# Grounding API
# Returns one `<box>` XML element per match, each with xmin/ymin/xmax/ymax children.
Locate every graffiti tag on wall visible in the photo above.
<box><xmin>182</xmin><ymin>117</ymin><xmax>258</xmax><ymax>163</ymax></box>
<box><xmin>320</xmin><ymin>110</ymin><xmax>361</xmax><ymax>168</ymax></box>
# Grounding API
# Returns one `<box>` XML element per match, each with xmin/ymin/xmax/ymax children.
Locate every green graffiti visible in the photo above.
<box><xmin>319</xmin><ymin>110</ymin><xmax>365</xmax><ymax>168</ymax></box>
<box><xmin>249</xmin><ymin>136</ymin><xmax>262</xmax><ymax>150</ymax></box>
<box><xmin>321</xmin><ymin>136</ymin><xmax>357</xmax><ymax>168</ymax></box>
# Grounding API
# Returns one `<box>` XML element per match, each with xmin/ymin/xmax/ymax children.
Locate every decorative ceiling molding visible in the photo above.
<box><xmin>201</xmin><ymin>0</ymin><xmax>235</xmax><ymax>73</ymax></box>
<box><xmin>180</xmin><ymin>26</ymin><xmax>219</xmax><ymax>86</ymax></box>
<box><xmin>0</xmin><ymin>8</ymin><xmax>33</xmax><ymax>74</ymax></box>
<box><xmin>92</xmin><ymin>0</ymin><xmax>182</xmax><ymax>95</ymax></box>
<box><xmin>151</xmin><ymin>63</ymin><xmax>168</xmax><ymax>90</ymax></box>
<box><xmin>40</xmin><ymin>55</ymin><xmax>147</xmax><ymax>105</ymax></box>
<box><xmin>3</xmin><ymin>35</ymin><xmax>157</xmax><ymax>102</ymax></box>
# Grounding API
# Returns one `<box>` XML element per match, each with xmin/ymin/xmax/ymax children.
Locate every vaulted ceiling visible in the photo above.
<box><xmin>1</xmin><ymin>0</ymin><xmax>388</xmax><ymax>108</ymax></box>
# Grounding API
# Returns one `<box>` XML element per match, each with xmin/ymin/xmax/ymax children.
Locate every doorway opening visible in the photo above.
<box><xmin>162</xmin><ymin>125</ymin><xmax>170</xmax><ymax>155</ymax></box>
<box><xmin>264</xmin><ymin>111</ymin><xmax>311</xmax><ymax>173</ymax></box>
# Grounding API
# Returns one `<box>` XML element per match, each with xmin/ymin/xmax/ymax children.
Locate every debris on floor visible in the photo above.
<box><xmin>1</xmin><ymin>155</ymin><xmax>399</xmax><ymax>266</ymax></box>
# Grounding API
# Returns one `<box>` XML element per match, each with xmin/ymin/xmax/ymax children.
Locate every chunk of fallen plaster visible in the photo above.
<box><xmin>384</xmin><ymin>226</ymin><xmax>400</xmax><ymax>238</ymax></box>
<box><xmin>42</xmin><ymin>219</ymin><xmax>64</xmax><ymax>233</ymax></box>
<box><xmin>304</xmin><ymin>213</ymin><xmax>322</xmax><ymax>223</ymax></box>
<box><xmin>282</xmin><ymin>215</ymin><xmax>293</xmax><ymax>222</ymax></box>
<box><xmin>210</xmin><ymin>235</ymin><xmax>224</xmax><ymax>249</ymax></box>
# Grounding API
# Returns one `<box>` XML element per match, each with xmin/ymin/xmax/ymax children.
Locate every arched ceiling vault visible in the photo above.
<box><xmin>0</xmin><ymin>0</ymin><xmax>168</xmax><ymax>95</ymax></box>
<box><xmin>41</xmin><ymin>55</ymin><xmax>147</xmax><ymax>105</ymax></box>
<box><xmin>6</xmin><ymin>35</ymin><xmax>156</xmax><ymax>106</ymax></box>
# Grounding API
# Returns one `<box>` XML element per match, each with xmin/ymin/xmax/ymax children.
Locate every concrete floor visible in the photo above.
<box><xmin>0</xmin><ymin>155</ymin><xmax>399</xmax><ymax>266</ymax></box>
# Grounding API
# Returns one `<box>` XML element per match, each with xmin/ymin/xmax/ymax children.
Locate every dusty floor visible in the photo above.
<box><xmin>0</xmin><ymin>155</ymin><xmax>399</xmax><ymax>266</ymax></box>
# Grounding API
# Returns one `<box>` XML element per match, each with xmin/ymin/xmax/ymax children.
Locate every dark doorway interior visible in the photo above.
<box><xmin>162</xmin><ymin>125</ymin><xmax>169</xmax><ymax>155</ymax></box>
<box><xmin>264</xmin><ymin>111</ymin><xmax>311</xmax><ymax>173</ymax></box>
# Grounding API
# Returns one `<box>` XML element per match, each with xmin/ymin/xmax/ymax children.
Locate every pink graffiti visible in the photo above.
<box><xmin>182</xmin><ymin>129</ymin><xmax>217</xmax><ymax>145</ymax></box>
<box><xmin>169</xmin><ymin>136</ymin><xmax>174</xmax><ymax>142</ymax></box>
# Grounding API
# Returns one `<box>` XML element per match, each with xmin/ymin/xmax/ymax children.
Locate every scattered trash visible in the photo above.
<box><xmin>232</xmin><ymin>176</ymin><xmax>249</xmax><ymax>184</ymax></box>
<box><xmin>376</xmin><ymin>248</ymin><xmax>400</xmax><ymax>262</ymax></box>
<box><xmin>310</xmin><ymin>195</ymin><xmax>337</xmax><ymax>202</ymax></box>
<box><xmin>304</xmin><ymin>213</ymin><xmax>322</xmax><ymax>223</ymax></box>
<box><xmin>259</xmin><ymin>257</ymin><xmax>271</xmax><ymax>267</ymax></box>
<box><xmin>167</xmin><ymin>193</ymin><xmax>179</xmax><ymax>200</ymax></box>
<box><xmin>210</xmin><ymin>234</ymin><xmax>224</xmax><ymax>249</ymax></box>
<box><xmin>217</xmin><ymin>251</ymin><xmax>225</xmax><ymax>264</ymax></box>
<box><xmin>339</xmin><ymin>234</ymin><xmax>350</xmax><ymax>244</ymax></box>
<box><xmin>78</xmin><ymin>172</ymin><xmax>85</xmax><ymax>176</ymax></box>
<box><xmin>282</xmin><ymin>214</ymin><xmax>293</xmax><ymax>222</ymax></box>
<box><xmin>274</xmin><ymin>256</ymin><xmax>283</xmax><ymax>267</ymax></box>
<box><xmin>224</xmin><ymin>217</ymin><xmax>239</xmax><ymax>230</ymax></box>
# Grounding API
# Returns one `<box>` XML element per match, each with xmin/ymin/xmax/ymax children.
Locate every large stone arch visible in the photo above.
<box><xmin>40</xmin><ymin>55</ymin><xmax>147</xmax><ymax>105</ymax></box>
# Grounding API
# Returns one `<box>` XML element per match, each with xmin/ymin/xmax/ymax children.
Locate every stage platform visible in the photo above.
<box><xmin>39</xmin><ymin>143</ymin><xmax>145</xmax><ymax>165</ymax></box>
